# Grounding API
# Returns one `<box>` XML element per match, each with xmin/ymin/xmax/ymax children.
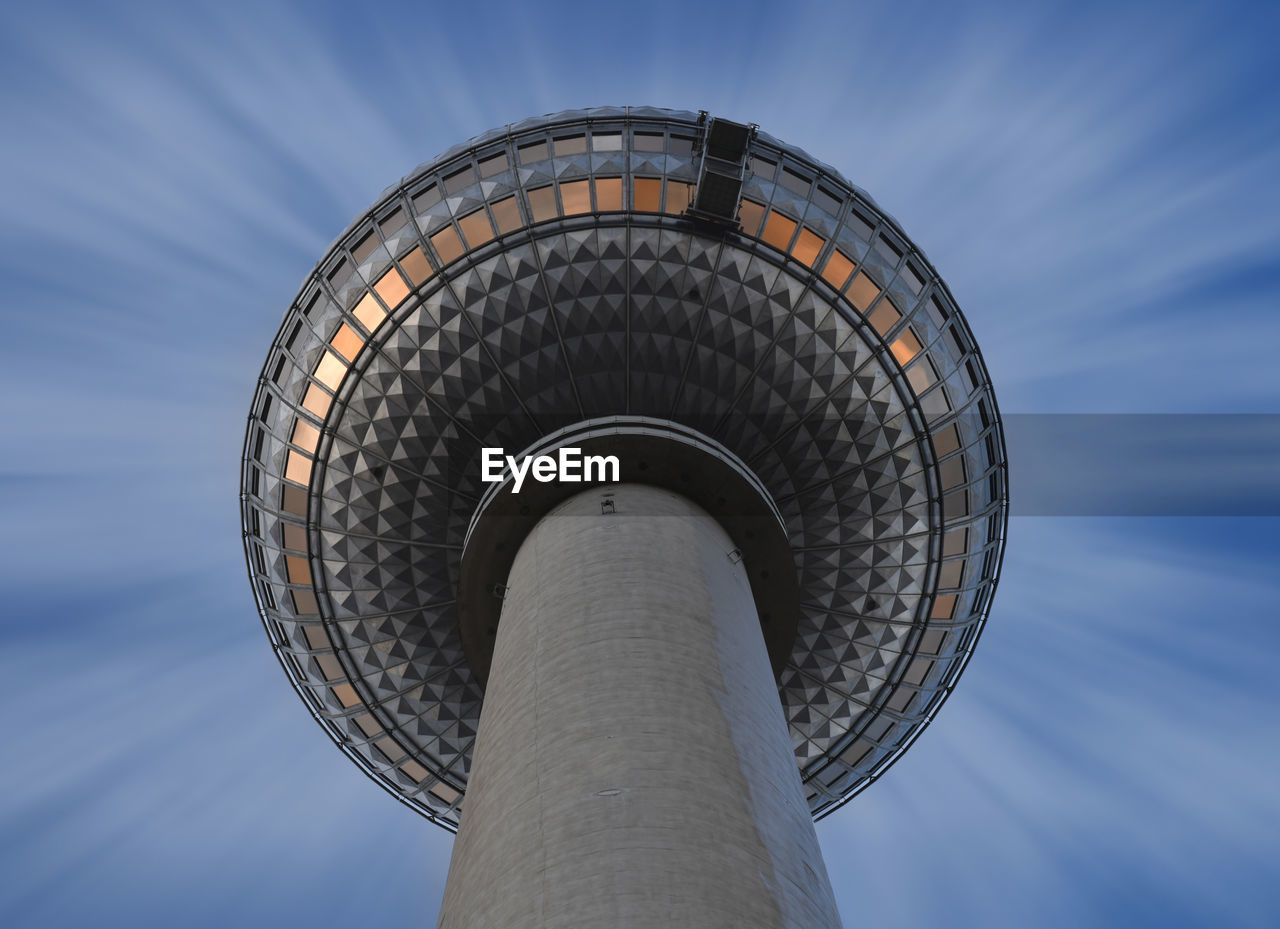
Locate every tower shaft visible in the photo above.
<box><xmin>437</xmin><ymin>484</ymin><xmax>841</xmax><ymax>928</ymax></box>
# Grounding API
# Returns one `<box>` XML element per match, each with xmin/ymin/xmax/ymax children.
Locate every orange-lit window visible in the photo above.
<box><xmin>332</xmin><ymin>684</ymin><xmax>361</xmax><ymax>708</ymax></box>
<box><xmin>430</xmin><ymin>226</ymin><xmax>464</xmax><ymax>264</ymax></box>
<box><xmin>457</xmin><ymin>208</ymin><xmax>495</xmax><ymax>248</ymax></box>
<box><xmin>867</xmin><ymin>296</ymin><xmax>902</xmax><ymax>336</ymax></box>
<box><xmin>285</xmin><ymin>555</ymin><xmax>311</xmax><ymax>585</ymax></box>
<box><xmin>291</xmin><ymin>419</ymin><xmax>321</xmax><ymax>454</ymax></box>
<box><xmin>313</xmin><ymin>350</ymin><xmax>347</xmax><ymax>391</ymax></box>
<box><xmin>490</xmin><ymin>196</ymin><xmax>522</xmax><ymax>234</ymax></box>
<box><xmin>285</xmin><ymin>449</ymin><xmax>312</xmax><ymax>485</ymax></box>
<box><xmin>301</xmin><ymin>383</ymin><xmax>332</xmax><ymax>418</ymax></box>
<box><xmin>891</xmin><ymin>326</ymin><xmax>924</xmax><ymax>365</ymax></box>
<box><xmin>930</xmin><ymin>594</ymin><xmax>957</xmax><ymax>620</ymax></box>
<box><xmin>791</xmin><ymin>227</ymin><xmax>825</xmax><ymax>268</ymax></box>
<box><xmin>329</xmin><ymin>323</ymin><xmax>364</xmax><ymax>362</ymax></box>
<box><xmin>845</xmin><ymin>271</ymin><xmax>880</xmax><ymax>312</ymax></box>
<box><xmin>305</xmin><ymin>626</ymin><xmax>330</xmax><ymax>652</ymax></box>
<box><xmin>353</xmin><ymin>713</ymin><xmax>382</xmax><ymax>738</ymax></box>
<box><xmin>595</xmin><ymin>177</ymin><xmax>623</xmax><ymax>212</ymax></box>
<box><xmin>738</xmin><ymin>199</ymin><xmax>766</xmax><ymax>236</ymax></box>
<box><xmin>374</xmin><ymin>267</ymin><xmax>410</xmax><ymax>308</ymax></box>
<box><xmin>399</xmin><ymin>247</ymin><xmax>433</xmax><ymax>287</ymax></box>
<box><xmin>527</xmin><ymin>185</ymin><xmax>558</xmax><ymax>222</ymax></box>
<box><xmin>560</xmin><ymin>180</ymin><xmax>591</xmax><ymax>215</ymax></box>
<box><xmin>938</xmin><ymin>560</ymin><xmax>964</xmax><ymax>588</ymax></box>
<box><xmin>761</xmin><ymin>211</ymin><xmax>797</xmax><ymax>251</ymax></box>
<box><xmin>821</xmin><ymin>249</ymin><xmax>856</xmax><ymax>290</ymax></box>
<box><xmin>932</xmin><ymin>423</ymin><xmax>961</xmax><ymax>457</ymax></box>
<box><xmin>664</xmin><ymin>182</ymin><xmax>693</xmax><ymax>215</ymax></box>
<box><xmin>353</xmin><ymin>292</ymin><xmax>386</xmax><ymax>332</ymax></box>
<box><xmin>634</xmin><ymin>177</ymin><xmax>662</xmax><ymax>212</ymax></box>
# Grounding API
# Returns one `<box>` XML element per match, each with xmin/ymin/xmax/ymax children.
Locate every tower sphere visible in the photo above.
<box><xmin>240</xmin><ymin>107</ymin><xmax>1008</xmax><ymax>832</ymax></box>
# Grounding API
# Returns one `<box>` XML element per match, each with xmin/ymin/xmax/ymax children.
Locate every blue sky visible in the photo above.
<box><xmin>1</xmin><ymin>1</ymin><xmax>1277</xmax><ymax>926</ymax></box>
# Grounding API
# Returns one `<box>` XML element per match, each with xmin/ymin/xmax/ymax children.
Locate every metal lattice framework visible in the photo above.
<box><xmin>240</xmin><ymin>107</ymin><xmax>1009</xmax><ymax>831</ymax></box>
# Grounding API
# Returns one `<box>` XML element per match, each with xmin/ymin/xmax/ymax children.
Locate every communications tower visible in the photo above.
<box><xmin>241</xmin><ymin>108</ymin><xmax>1008</xmax><ymax>927</ymax></box>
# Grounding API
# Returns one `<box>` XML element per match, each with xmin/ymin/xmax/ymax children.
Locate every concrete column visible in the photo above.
<box><xmin>437</xmin><ymin>484</ymin><xmax>842</xmax><ymax>929</ymax></box>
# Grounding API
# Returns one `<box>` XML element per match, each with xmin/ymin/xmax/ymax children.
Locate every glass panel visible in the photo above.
<box><xmin>891</xmin><ymin>327</ymin><xmax>924</xmax><ymax>365</ymax></box>
<box><xmin>283</xmin><ymin>522</ymin><xmax>309</xmax><ymax>552</ymax></box>
<box><xmin>780</xmin><ymin>167</ymin><xmax>811</xmax><ymax>197</ymax></box>
<box><xmin>844</xmin><ymin>271</ymin><xmax>880</xmax><ymax>312</ymax></box>
<box><xmin>378</xmin><ymin>207</ymin><xmax>406</xmax><ymax>235</ymax></box>
<box><xmin>633</xmin><ymin>131</ymin><xmax>664</xmax><ymax>152</ymax></box>
<box><xmin>943</xmin><ymin>489</ymin><xmax>969</xmax><ymax>520</ymax></box>
<box><xmin>592</xmin><ymin>132</ymin><xmax>622</xmax><ymax>151</ymax></box>
<box><xmin>560</xmin><ymin>179</ymin><xmax>591</xmax><ymax>215</ymax></box>
<box><xmin>285</xmin><ymin>555</ymin><xmax>311</xmax><ymax>585</ymax></box>
<box><xmin>374</xmin><ymin>267</ymin><xmax>410</xmax><ymax>308</ymax></box>
<box><xmin>411</xmin><ymin>184</ymin><xmax>440</xmax><ymax>211</ymax></box>
<box><xmin>374</xmin><ymin>736</ymin><xmax>406</xmax><ymax>762</ymax></box>
<box><xmin>301</xmin><ymin>383</ymin><xmax>332</xmax><ymax>418</ymax></box>
<box><xmin>737</xmin><ymin>199</ymin><xmax>766</xmax><ymax>236</ymax></box>
<box><xmin>430</xmin><ymin>226</ymin><xmax>465</xmax><ymax>264</ymax></box>
<box><xmin>664</xmin><ymin>181</ymin><xmax>693</xmax><ymax>215</ymax></box>
<box><xmin>399</xmin><ymin>247</ymin><xmax>433</xmax><ymax>286</ymax></box>
<box><xmin>400</xmin><ymin>760</ymin><xmax>429</xmax><ymax>782</ymax></box>
<box><xmin>553</xmin><ymin>134</ymin><xmax>587</xmax><ymax>156</ymax></box>
<box><xmin>291</xmin><ymin>419</ymin><xmax>321</xmax><ymax>455</ymax></box>
<box><xmin>820</xmin><ymin>250</ymin><xmax>855</xmax><ymax>290</ymax></box>
<box><xmin>867</xmin><ymin>296</ymin><xmax>902</xmax><ymax>336</ymax></box>
<box><xmin>430</xmin><ymin>781</ymin><xmax>460</xmax><ymax>804</ymax></box>
<box><xmin>791</xmin><ymin>227</ymin><xmax>824</xmax><ymax>268</ymax></box>
<box><xmin>905</xmin><ymin>356</ymin><xmax>938</xmax><ymax>395</ymax></box>
<box><xmin>748</xmin><ymin>155</ymin><xmax>776</xmax><ymax>178</ymax></box>
<box><xmin>354</xmin><ymin>713</ymin><xmax>382</xmax><ymax>738</ymax></box>
<box><xmin>526</xmin><ymin>185</ymin><xmax>558</xmax><ymax>222</ymax></box>
<box><xmin>490</xmin><ymin>196</ymin><xmax>522</xmax><ymax>234</ymax></box>
<box><xmin>313</xmin><ymin>350</ymin><xmax>347</xmax><ymax>391</ymax></box>
<box><xmin>930</xmin><ymin>593</ymin><xmax>957</xmax><ymax>619</ymax></box>
<box><xmin>595</xmin><ymin>177</ymin><xmax>623</xmax><ymax>211</ymax></box>
<box><xmin>329</xmin><ymin>323</ymin><xmax>364</xmax><ymax>362</ymax></box>
<box><xmin>291</xmin><ymin>588</ymin><xmax>319</xmax><ymax>615</ymax></box>
<box><xmin>633</xmin><ymin>177</ymin><xmax>662</xmax><ymax>212</ymax></box>
<box><xmin>669</xmin><ymin>135</ymin><xmax>694</xmax><ymax>156</ymax></box>
<box><xmin>458</xmin><ymin>208</ymin><xmax>495</xmax><ymax>248</ymax></box>
<box><xmin>353</xmin><ymin>292</ymin><xmax>386</xmax><ymax>332</ymax></box>
<box><xmin>285</xmin><ymin>449</ymin><xmax>312</xmax><ymax>486</ymax></box>
<box><xmin>332</xmin><ymin>684</ymin><xmax>361</xmax><ymax>708</ymax></box>
<box><xmin>939</xmin><ymin>454</ymin><xmax>967</xmax><ymax>489</ymax></box>
<box><xmin>281</xmin><ymin>484</ymin><xmax>308</xmax><ymax>517</ymax></box>
<box><xmin>517</xmin><ymin>139</ymin><xmax>548</xmax><ymax>163</ymax></box>
<box><xmin>351</xmin><ymin>230</ymin><xmax>379</xmax><ymax>264</ymax></box>
<box><xmin>933</xmin><ymin>424</ymin><xmax>961</xmax><ymax>457</ymax></box>
<box><xmin>477</xmin><ymin>151</ymin><xmax>508</xmax><ymax>178</ymax></box>
<box><xmin>761</xmin><ymin>211</ymin><xmax>797</xmax><ymax>251</ymax></box>
<box><xmin>938</xmin><ymin>560</ymin><xmax>964</xmax><ymax>589</ymax></box>
<box><xmin>942</xmin><ymin>527</ymin><xmax>968</xmax><ymax>556</ymax></box>
<box><xmin>443</xmin><ymin>165</ymin><xmax>477</xmax><ymax>195</ymax></box>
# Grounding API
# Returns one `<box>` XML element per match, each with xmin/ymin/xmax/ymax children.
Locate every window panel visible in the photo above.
<box><xmin>430</xmin><ymin>226</ymin><xmax>464</xmax><ymax>265</ymax></box>
<box><xmin>595</xmin><ymin>177</ymin><xmax>623</xmax><ymax>212</ymax></box>
<box><xmin>891</xmin><ymin>327</ymin><xmax>924</xmax><ymax>365</ymax></box>
<box><xmin>399</xmin><ymin>247</ymin><xmax>433</xmax><ymax>287</ymax></box>
<box><xmin>738</xmin><ymin>199</ymin><xmax>766</xmax><ymax>236</ymax></box>
<box><xmin>291</xmin><ymin>419</ymin><xmax>321</xmax><ymax>455</ymax></box>
<box><xmin>560</xmin><ymin>179</ymin><xmax>592</xmax><ymax>215</ymax></box>
<box><xmin>791</xmin><ymin>227</ymin><xmax>825</xmax><ymax>268</ymax></box>
<box><xmin>761</xmin><ymin>211</ymin><xmax>797</xmax><ymax>251</ymax></box>
<box><xmin>285</xmin><ymin>449</ymin><xmax>312</xmax><ymax>486</ymax></box>
<box><xmin>353</xmin><ymin>291</ymin><xmax>386</xmax><ymax>332</ymax></box>
<box><xmin>313</xmin><ymin>350</ymin><xmax>347</xmax><ymax>391</ymax></box>
<box><xmin>527</xmin><ymin>185</ymin><xmax>558</xmax><ymax>222</ymax></box>
<box><xmin>490</xmin><ymin>196</ymin><xmax>522</xmax><ymax>234</ymax></box>
<box><xmin>634</xmin><ymin>177</ymin><xmax>662</xmax><ymax>212</ymax></box>
<box><xmin>458</xmin><ymin>208</ymin><xmax>495</xmax><ymax>248</ymax></box>
<box><xmin>329</xmin><ymin>323</ymin><xmax>364</xmax><ymax>362</ymax></box>
<box><xmin>664</xmin><ymin>181</ymin><xmax>693</xmax><ymax>215</ymax></box>
<box><xmin>301</xmin><ymin>383</ymin><xmax>332</xmax><ymax>418</ymax></box>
